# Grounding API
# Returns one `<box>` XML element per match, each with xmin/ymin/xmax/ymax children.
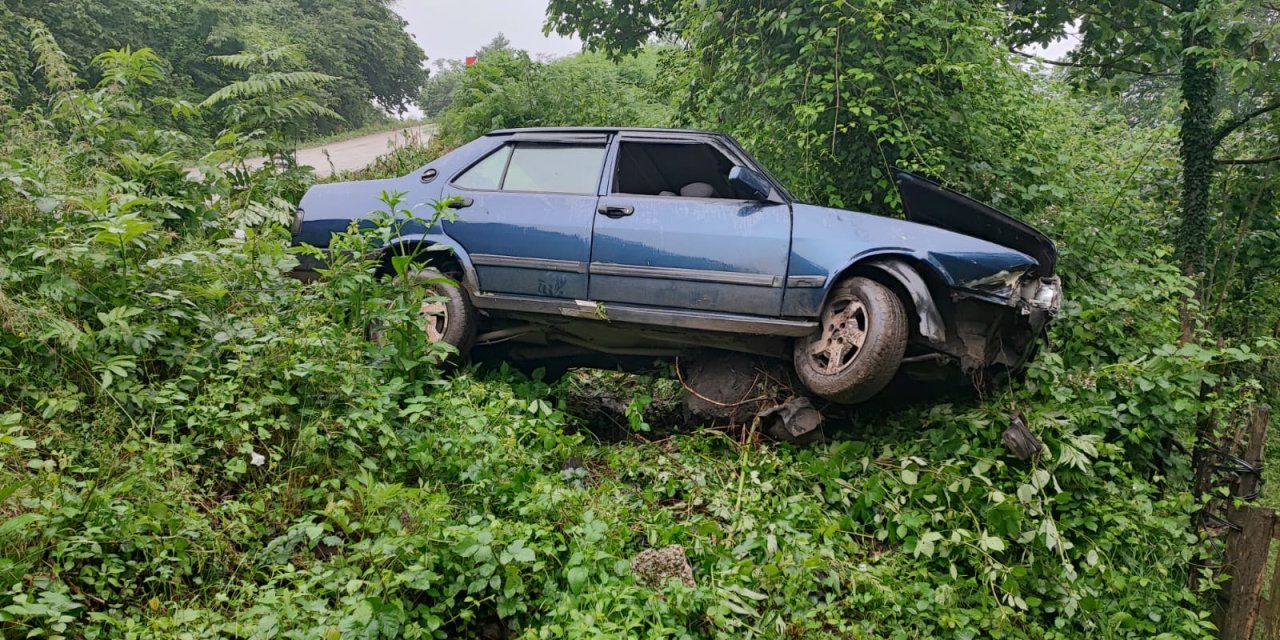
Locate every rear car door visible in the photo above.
<box><xmin>587</xmin><ymin>136</ymin><xmax>791</xmax><ymax>316</ymax></box>
<box><xmin>441</xmin><ymin>134</ymin><xmax>608</xmax><ymax>299</ymax></box>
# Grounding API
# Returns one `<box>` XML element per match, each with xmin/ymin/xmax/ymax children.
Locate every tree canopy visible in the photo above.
<box><xmin>0</xmin><ymin>0</ymin><xmax>426</xmax><ymax>131</ymax></box>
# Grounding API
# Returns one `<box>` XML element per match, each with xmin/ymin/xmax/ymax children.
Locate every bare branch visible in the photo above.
<box><xmin>1216</xmin><ymin>154</ymin><xmax>1280</xmax><ymax>165</ymax></box>
<box><xmin>1214</xmin><ymin>99</ymin><xmax>1280</xmax><ymax>145</ymax></box>
<box><xmin>1008</xmin><ymin>48</ymin><xmax>1176</xmax><ymax>77</ymax></box>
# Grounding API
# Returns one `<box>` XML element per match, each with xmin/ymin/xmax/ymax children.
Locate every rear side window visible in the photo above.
<box><xmin>452</xmin><ymin>142</ymin><xmax>605</xmax><ymax>195</ymax></box>
<box><xmin>453</xmin><ymin>146</ymin><xmax>511</xmax><ymax>190</ymax></box>
<box><xmin>503</xmin><ymin>144</ymin><xmax>605</xmax><ymax>194</ymax></box>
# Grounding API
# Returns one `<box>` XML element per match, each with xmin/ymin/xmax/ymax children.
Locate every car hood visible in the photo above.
<box><xmin>790</xmin><ymin>202</ymin><xmax>1041</xmax><ymax>287</ymax></box>
<box><xmin>894</xmin><ymin>170</ymin><xmax>1058</xmax><ymax>276</ymax></box>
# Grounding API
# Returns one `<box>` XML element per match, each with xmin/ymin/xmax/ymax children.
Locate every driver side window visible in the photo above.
<box><xmin>612</xmin><ymin>141</ymin><xmax>744</xmax><ymax>199</ymax></box>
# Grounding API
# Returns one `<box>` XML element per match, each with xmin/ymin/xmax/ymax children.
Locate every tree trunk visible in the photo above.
<box><xmin>1177</xmin><ymin>0</ymin><xmax>1219</xmax><ymax>342</ymax></box>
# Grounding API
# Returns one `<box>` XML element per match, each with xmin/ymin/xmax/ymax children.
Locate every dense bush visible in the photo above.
<box><xmin>1</xmin><ymin>19</ymin><xmax>1277</xmax><ymax>640</ymax></box>
<box><xmin>436</xmin><ymin>44</ymin><xmax>674</xmax><ymax>145</ymax></box>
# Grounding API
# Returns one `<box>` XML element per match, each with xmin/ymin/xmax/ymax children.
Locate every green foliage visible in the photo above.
<box><xmin>551</xmin><ymin>0</ymin><xmax>1060</xmax><ymax>214</ymax></box>
<box><xmin>1008</xmin><ymin>0</ymin><xmax>1280</xmax><ymax>281</ymax></box>
<box><xmin>200</xmin><ymin>57</ymin><xmax>342</xmax><ymax>134</ymax></box>
<box><xmin>418</xmin><ymin>58</ymin><xmax>466</xmax><ymax>118</ymax></box>
<box><xmin>437</xmin><ymin>43</ymin><xmax>674</xmax><ymax>145</ymax></box>
<box><xmin>1</xmin><ymin>10</ymin><xmax>1277</xmax><ymax>640</ymax></box>
<box><xmin>3</xmin><ymin>0</ymin><xmax>426</xmax><ymax>133</ymax></box>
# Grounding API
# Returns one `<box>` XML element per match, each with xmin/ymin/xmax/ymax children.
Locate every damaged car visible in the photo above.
<box><xmin>292</xmin><ymin>127</ymin><xmax>1062</xmax><ymax>404</ymax></box>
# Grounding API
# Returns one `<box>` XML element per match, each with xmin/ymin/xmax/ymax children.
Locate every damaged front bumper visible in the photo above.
<box><xmin>939</xmin><ymin>271</ymin><xmax>1062</xmax><ymax>374</ymax></box>
<box><xmin>956</xmin><ymin>269</ymin><xmax>1062</xmax><ymax>316</ymax></box>
<box><xmin>1025</xmin><ymin>276</ymin><xmax>1063</xmax><ymax>314</ymax></box>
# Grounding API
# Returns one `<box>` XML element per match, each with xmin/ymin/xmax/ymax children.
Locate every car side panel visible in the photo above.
<box><xmin>436</xmin><ymin>188</ymin><xmax>597</xmax><ymax>299</ymax></box>
<box><xmin>782</xmin><ymin>203</ymin><xmax>1039</xmax><ymax>318</ymax></box>
<box><xmin>588</xmin><ymin>196</ymin><xmax>791</xmax><ymax>315</ymax></box>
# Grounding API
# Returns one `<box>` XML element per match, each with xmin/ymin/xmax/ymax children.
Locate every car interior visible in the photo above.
<box><xmin>613</xmin><ymin>141</ymin><xmax>745</xmax><ymax>199</ymax></box>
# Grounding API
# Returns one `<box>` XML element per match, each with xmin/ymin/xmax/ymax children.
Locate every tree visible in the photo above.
<box><xmin>3</xmin><ymin>0</ymin><xmax>427</xmax><ymax>131</ymax></box>
<box><xmin>437</xmin><ymin>43</ymin><xmax>671</xmax><ymax>144</ymax></box>
<box><xmin>419</xmin><ymin>58</ymin><xmax>466</xmax><ymax>117</ymax></box>
<box><xmin>200</xmin><ymin>45</ymin><xmax>341</xmax><ymax>147</ymax></box>
<box><xmin>547</xmin><ymin>1</ymin><xmax>1050</xmax><ymax>214</ymax></box>
<box><xmin>1006</xmin><ymin>1</ymin><xmax>1280</xmax><ymax>333</ymax></box>
<box><xmin>476</xmin><ymin>32</ymin><xmax>514</xmax><ymax>59</ymax></box>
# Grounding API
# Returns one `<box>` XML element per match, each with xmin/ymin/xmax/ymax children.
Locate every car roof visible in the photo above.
<box><xmin>485</xmin><ymin>126</ymin><xmax>725</xmax><ymax>137</ymax></box>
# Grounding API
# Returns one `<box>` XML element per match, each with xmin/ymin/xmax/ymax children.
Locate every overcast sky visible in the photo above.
<box><xmin>387</xmin><ymin>0</ymin><xmax>1076</xmax><ymax>116</ymax></box>
<box><xmin>391</xmin><ymin>0</ymin><xmax>582</xmax><ymax>65</ymax></box>
<box><xmin>392</xmin><ymin>0</ymin><xmax>1077</xmax><ymax>66</ymax></box>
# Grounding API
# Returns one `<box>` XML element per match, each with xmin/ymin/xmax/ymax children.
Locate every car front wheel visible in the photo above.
<box><xmin>793</xmin><ymin>276</ymin><xmax>908</xmax><ymax>404</ymax></box>
<box><xmin>404</xmin><ymin>268</ymin><xmax>477</xmax><ymax>359</ymax></box>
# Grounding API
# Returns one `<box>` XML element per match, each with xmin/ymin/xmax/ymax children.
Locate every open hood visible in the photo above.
<box><xmin>894</xmin><ymin>170</ymin><xmax>1058</xmax><ymax>276</ymax></box>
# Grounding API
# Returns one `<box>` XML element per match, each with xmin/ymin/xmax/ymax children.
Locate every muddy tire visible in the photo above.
<box><xmin>403</xmin><ymin>268</ymin><xmax>477</xmax><ymax>359</ymax></box>
<box><xmin>793</xmin><ymin>277</ymin><xmax>908</xmax><ymax>404</ymax></box>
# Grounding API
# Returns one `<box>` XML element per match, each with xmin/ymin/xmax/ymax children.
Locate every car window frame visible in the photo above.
<box><xmin>448</xmin><ymin>137</ymin><xmax>611</xmax><ymax>197</ymax></box>
<box><xmin>606</xmin><ymin>132</ymin><xmax>789</xmax><ymax>204</ymax></box>
<box><xmin>449</xmin><ymin>144</ymin><xmax>513</xmax><ymax>191</ymax></box>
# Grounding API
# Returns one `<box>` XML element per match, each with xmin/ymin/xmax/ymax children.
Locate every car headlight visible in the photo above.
<box><xmin>291</xmin><ymin>208</ymin><xmax>305</xmax><ymax>235</ymax></box>
<box><xmin>1029</xmin><ymin>277</ymin><xmax>1062</xmax><ymax>312</ymax></box>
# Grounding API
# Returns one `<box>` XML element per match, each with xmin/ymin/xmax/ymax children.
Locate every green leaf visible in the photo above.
<box><xmin>567</xmin><ymin>566</ymin><xmax>588</xmax><ymax>593</ymax></box>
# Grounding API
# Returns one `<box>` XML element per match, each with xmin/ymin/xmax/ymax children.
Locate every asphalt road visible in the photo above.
<box><xmin>293</xmin><ymin>124</ymin><xmax>434</xmax><ymax>178</ymax></box>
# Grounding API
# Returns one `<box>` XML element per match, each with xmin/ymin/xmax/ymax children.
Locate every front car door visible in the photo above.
<box><xmin>588</xmin><ymin>134</ymin><xmax>791</xmax><ymax>316</ymax></box>
<box><xmin>441</xmin><ymin>133</ymin><xmax>608</xmax><ymax>299</ymax></box>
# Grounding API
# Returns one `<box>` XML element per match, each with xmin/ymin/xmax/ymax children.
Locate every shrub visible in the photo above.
<box><xmin>1</xmin><ymin>28</ymin><xmax>1275</xmax><ymax>640</ymax></box>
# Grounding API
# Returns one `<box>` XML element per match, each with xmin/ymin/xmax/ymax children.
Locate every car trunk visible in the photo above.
<box><xmin>894</xmin><ymin>170</ymin><xmax>1058</xmax><ymax>276</ymax></box>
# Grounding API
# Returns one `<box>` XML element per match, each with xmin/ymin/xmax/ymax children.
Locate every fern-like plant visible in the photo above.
<box><xmin>200</xmin><ymin>45</ymin><xmax>342</xmax><ymax>151</ymax></box>
<box><xmin>23</xmin><ymin>19</ymin><xmax>78</xmax><ymax>94</ymax></box>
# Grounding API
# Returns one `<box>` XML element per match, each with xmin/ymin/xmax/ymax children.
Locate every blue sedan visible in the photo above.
<box><xmin>292</xmin><ymin>127</ymin><xmax>1061</xmax><ymax>404</ymax></box>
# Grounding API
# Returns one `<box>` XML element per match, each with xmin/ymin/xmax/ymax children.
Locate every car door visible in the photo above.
<box><xmin>441</xmin><ymin>134</ymin><xmax>608</xmax><ymax>299</ymax></box>
<box><xmin>587</xmin><ymin>136</ymin><xmax>791</xmax><ymax>316</ymax></box>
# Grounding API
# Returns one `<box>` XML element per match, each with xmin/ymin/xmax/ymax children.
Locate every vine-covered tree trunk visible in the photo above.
<box><xmin>1177</xmin><ymin>0</ymin><xmax>1219</xmax><ymax>340</ymax></box>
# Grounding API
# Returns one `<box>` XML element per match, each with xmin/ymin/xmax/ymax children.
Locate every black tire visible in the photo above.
<box><xmin>403</xmin><ymin>268</ymin><xmax>477</xmax><ymax>358</ymax></box>
<box><xmin>793</xmin><ymin>276</ymin><xmax>908</xmax><ymax>404</ymax></box>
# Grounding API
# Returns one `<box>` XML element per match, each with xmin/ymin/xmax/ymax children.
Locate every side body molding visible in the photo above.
<box><xmin>861</xmin><ymin>258</ymin><xmax>947</xmax><ymax>344</ymax></box>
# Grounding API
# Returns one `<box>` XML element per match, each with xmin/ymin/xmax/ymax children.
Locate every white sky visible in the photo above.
<box><xmin>391</xmin><ymin>0</ymin><xmax>1077</xmax><ymax>64</ymax></box>
<box><xmin>391</xmin><ymin>0</ymin><xmax>582</xmax><ymax>64</ymax></box>
<box><xmin>388</xmin><ymin>1</ymin><xmax>1078</xmax><ymax>116</ymax></box>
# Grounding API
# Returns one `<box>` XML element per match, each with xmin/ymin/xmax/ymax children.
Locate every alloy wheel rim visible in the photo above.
<box><xmin>419</xmin><ymin>298</ymin><xmax>449</xmax><ymax>342</ymax></box>
<box><xmin>807</xmin><ymin>294</ymin><xmax>868</xmax><ymax>374</ymax></box>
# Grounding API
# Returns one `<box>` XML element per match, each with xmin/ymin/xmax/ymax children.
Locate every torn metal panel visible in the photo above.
<box><xmin>758</xmin><ymin>397</ymin><xmax>824</xmax><ymax>443</ymax></box>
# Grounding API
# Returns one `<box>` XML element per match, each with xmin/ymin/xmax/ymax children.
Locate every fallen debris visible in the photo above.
<box><xmin>630</xmin><ymin>544</ymin><xmax>696</xmax><ymax>589</ymax></box>
<box><xmin>1002</xmin><ymin>411</ymin><xmax>1043</xmax><ymax>461</ymax></box>
<box><xmin>758</xmin><ymin>396</ymin><xmax>825</xmax><ymax>443</ymax></box>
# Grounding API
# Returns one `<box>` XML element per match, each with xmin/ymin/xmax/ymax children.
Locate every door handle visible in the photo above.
<box><xmin>447</xmin><ymin>197</ymin><xmax>474</xmax><ymax>209</ymax></box>
<box><xmin>598</xmin><ymin>205</ymin><xmax>634</xmax><ymax>218</ymax></box>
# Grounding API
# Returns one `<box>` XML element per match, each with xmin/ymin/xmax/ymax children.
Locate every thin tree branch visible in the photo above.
<box><xmin>1009</xmin><ymin>47</ymin><xmax>1176</xmax><ymax>77</ymax></box>
<box><xmin>1215</xmin><ymin>154</ymin><xmax>1280</xmax><ymax>165</ymax></box>
<box><xmin>1213</xmin><ymin>99</ymin><xmax>1280</xmax><ymax>145</ymax></box>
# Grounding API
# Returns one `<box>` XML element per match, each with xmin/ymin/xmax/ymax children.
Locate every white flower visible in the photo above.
<box><xmin>250</xmin><ymin>451</ymin><xmax>265</xmax><ymax>467</ymax></box>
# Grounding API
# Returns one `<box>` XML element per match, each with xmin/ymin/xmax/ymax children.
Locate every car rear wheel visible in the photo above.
<box><xmin>403</xmin><ymin>268</ymin><xmax>477</xmax><ymax>359</ymax></box>
<box><xmin>793</xmin><ymin>276</ymin><xmax>908</xmax><ymax>404</ymax></box>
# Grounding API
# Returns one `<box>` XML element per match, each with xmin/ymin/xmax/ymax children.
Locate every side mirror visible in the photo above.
<box><xmin>729</xmin><ymin>165</ymin><xmax>772</xmax><ymax>201</ymax></box>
